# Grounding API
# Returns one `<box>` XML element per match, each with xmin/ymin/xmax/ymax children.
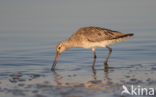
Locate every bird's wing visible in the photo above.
<box><xmin>74</xmin><ymin>27</ymin><xmax>125</xmax><ymax>42</ymax></box>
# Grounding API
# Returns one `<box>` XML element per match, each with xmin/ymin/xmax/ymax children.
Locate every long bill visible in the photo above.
<box><xmin>51</xmin><ymin>52</ymin><xmax>60</xmax><ymax>70</ymax></box>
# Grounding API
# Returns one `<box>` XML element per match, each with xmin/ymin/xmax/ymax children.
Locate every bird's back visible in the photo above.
<box><xmin>69</xmin><ymin>26</ymin><xmax>127</xmax><ymax>42</ymax></box>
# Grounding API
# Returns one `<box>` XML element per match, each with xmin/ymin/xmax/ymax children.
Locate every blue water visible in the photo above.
<box><xmin>0</xmin><ymin>1</ymin><xmax>156</xmax><ymax>97</ymax></box>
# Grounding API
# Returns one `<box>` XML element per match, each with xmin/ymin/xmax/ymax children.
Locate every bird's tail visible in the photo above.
<box><xmin>107</xmin><ymin>33</ymin><xmax>134</xmax><ymax>45</ymax></box>
<box><xmin>112</xmin><ymin>33</ymin><xmax>134</xmax><ymax>40</ymax></box>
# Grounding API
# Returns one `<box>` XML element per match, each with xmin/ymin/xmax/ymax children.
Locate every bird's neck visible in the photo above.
<box><xmin>63</xmin><ymin>39</ymin><xmax>79</xmax><ymax>49</ymax></box>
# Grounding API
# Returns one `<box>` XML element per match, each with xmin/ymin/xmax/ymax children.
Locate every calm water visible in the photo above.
<box><xmin>0</xmin><ymin>1</ymin><xmax>156</xmax><ymax>97</ymax></box>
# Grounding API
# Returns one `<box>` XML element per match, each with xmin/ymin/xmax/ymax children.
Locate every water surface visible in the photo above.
<box><xmin>0</xmin><ymin>0</ymin><xmax>156</xmax><ymax>97</ymax></box>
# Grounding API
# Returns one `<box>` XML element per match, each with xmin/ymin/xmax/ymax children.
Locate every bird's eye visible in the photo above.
<box><xmin>58</xmin><ymin>47</ymin><xmax>61</xmax><ymax>49</ymax></box>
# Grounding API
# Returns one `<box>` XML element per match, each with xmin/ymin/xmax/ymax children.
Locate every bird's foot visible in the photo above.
<box><xmin>51</xmin><ymin>67</ymin><xmax>55</xmax><ymax>71</ymax></box>
<box><xmin>104</xmin><ymin>62</ymin><xmax>113</xmax><ymax>67</ymax></box>
<box><xmin>104</xmin><ymin>62</ymin><xmax>114</xmax><ymax>69</ymax></box>
<box><xmin>104</xmin><ymin>62</ymin><xmax>109</xmax><ymax>69</ymax></box>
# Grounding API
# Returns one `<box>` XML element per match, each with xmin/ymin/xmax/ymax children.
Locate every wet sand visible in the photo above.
<box><xmin>0</xmin><ymin>63</ymin><xmax>155</xmax><ymax>97</ymax></box>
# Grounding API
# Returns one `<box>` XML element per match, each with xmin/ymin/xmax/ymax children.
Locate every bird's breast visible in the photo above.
<box><xmin>81</xmin><ymin>41</ymin><xmax>109</xmax><ymax>49</ymax></box>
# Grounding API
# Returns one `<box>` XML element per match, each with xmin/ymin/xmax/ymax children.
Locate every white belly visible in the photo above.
<box><xmin>82</xmin><ymin>39</ymin><xmax>122</xmax><ymax>49</ymax></box>
<box><xmin>82</xmin><ymin>41</ymin><xmax>108</xmax><ymax>48</ymax></box>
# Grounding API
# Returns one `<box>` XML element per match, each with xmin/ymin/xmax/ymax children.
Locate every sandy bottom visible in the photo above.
<box><xmin>0</xmin><ymin>63</ymin><xmax>156</xmax><ymax>97</ymax></box>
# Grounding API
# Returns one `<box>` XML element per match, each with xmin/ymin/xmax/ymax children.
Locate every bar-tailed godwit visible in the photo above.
<box><xmin>51</xmin><ymin>26</ymin><xmax>133</xmax><ymax>70</ymax></box>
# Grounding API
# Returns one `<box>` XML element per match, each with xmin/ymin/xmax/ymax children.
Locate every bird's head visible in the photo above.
<box><xmin>51</xmin><ymin>40</ymin><xmax>68</xmax><ymax>70</ymax></box>
<box><xmin>56</xmin><ymin>41</ymin><xmax>67</xmax><ymax>54</ymax></box>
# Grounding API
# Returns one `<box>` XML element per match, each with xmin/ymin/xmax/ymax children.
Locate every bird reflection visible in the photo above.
<box><xmin>91</xmin><ymin>59</ymin><xmax>112</xmax><ymax>82</ymax></box>
<box><xmin>91</xmin><ymin>49</ymin><xmax>113</xmax><ymax>81</ymax></box>
<box><xmin>51</xmin><ymin>51</ymin><xmax>114</xmax><ymax>87</ymax></box>
<box><xmin>51</xmin><ymin>65</ymin><xmax>113</xmax><ymax>88</ymax></box>
<box><xmin>51</xmin><ymin>70</ymin><xmax>64</xmax><ymax>86</ymax></box>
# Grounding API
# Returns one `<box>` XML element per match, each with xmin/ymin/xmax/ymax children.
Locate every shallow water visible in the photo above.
<box><xmin>0</xmin><ymin>1</ymin><xmax>156</xmax><ymax>97</ymax></box>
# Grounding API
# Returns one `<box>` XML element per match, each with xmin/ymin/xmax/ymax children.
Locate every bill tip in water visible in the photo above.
<box><xmin>51</xmin><ymin>67</ymin><xmax>55</xmax><ymax>71</ymax></box>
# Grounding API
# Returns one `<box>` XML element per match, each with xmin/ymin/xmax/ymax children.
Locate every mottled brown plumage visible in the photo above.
<box><xmin>52</xmin><ymin>26</ymin><xmax>134</xmax><ymax>70</ymax></box>
<box><xmin>70</xmin><ymin>26</ymin><xmax>124</xmax><ymax>41</ymax></box>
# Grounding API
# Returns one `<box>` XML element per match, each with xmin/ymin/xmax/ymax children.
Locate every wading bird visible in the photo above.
<box><xmin>51</xmin><ymin>26</ymin><xmax>133</xmax><ymax>70</ymax></box>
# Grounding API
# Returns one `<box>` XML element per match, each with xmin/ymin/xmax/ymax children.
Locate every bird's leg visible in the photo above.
<box><xmin>104</xmin><ymin>46</ymin><xmax>112</xmax><ymax>68</ymax></box>
<box><xmin>92</xmin><ymin>58</ymin><xmax>97</xmax><ymax>80</ymax></box>
<box><xmin>91</xmin><ymin>48</ymin><xmax>96</xmax><ymax>69</ymax></box>
<box><xmin>91</xmin><ymin>48</ymin><xmax>97</xmax><ymax>80</ymax></box>
<box><xmin>92</xmin><ymin>57</ymin><xmax>96</xmax><ymax>70</ymax></box>
<box><xmin>92</xmin><ymin>48</ymin><xmax>96</xmax><ymax>58</ymax></box>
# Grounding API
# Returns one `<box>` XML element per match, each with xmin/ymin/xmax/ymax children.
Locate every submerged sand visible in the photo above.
<box><xmin>0</xmin><ymin>63</ymin><xmax>155</xmax><ymax>97</ymax></box>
